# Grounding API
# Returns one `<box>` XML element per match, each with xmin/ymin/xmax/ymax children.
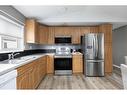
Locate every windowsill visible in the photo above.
<box><xmin>0</xmin><ymin>49</ymin><xmax>24</xmax><ymax>54</ymax></box>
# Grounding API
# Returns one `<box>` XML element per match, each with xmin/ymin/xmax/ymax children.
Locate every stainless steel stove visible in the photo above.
<box><xmin>54</xmin><ymin>47</ymin><xmax>72</xmax><ymax>75</ymax></box>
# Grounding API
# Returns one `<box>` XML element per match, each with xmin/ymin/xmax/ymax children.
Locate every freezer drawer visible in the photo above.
<box><xmin>85</xmin><ymin>60</ymin><xmax>104</xmax><ymax>76</ymax></box>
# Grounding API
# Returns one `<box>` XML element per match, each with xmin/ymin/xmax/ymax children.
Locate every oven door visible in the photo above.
<box><xmin>54</xmin><ymin>58</ymin><xmax>72</xmax><ymax>75</ymax></box>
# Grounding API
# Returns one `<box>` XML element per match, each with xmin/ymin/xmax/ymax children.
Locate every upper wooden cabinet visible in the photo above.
<box><xmin>25</xmin><ymin>19</ymin><xmax>39</xmax><ymax>43</ymax></box>
<box><xmin>80</xmin><ymin>27</ymin><xmax>90</xmax><ymax>36</ymax></box>
<box><xmin>38</xmin><ymin>24</ymin><xmax>48</xmax><ymax>44</ymax></box>
<box><xmin>99</xmin><ymin>24</ymin><xmax>112</xmax><ymax>43</ymax></box>
<box><xmin>71</xmin><ymin>27</ymin><xmax>80</xmax><ymax>44</ymax></box>
<box><xmin>48</xmin><ymin>27</ymin><xmax>55</xmax><ymax>44</ymax></box>
<box><xmin>54</xmin><ymin>27</ymin><xmax>73</xmax><ymax>36</ymax></box>
<box><xmin>79</xmin><ymin>27</ymin><xmax>90</xmax><ymax>43</ymax></box>
<box><xmin>90</xmin><ymin>26</ymin><xmax>99</xmax><ymax>33</ymax></box>
<box><xmin>25</xmin><ymin>22</ymin><xmax>111</xmax><ymax>45</ymax></box>
<box><xmin>53</xmin><ymin>26</ymin><xmax>99</xmax><ymax>44</ymax></box>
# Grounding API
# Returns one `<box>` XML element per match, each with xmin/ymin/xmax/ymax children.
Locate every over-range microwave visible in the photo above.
<box><xmin>55</xmin><ymin>36</ymin><xmax>72</xmax><ymax>44</ymax></box>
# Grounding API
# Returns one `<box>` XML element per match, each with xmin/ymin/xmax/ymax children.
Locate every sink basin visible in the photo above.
<box><xmin>0</xmin><ymin>59</ymin><xmax>24</xmax><ymax>64</ymax></box>
<box><xmin>0</xmin><ymin>56</ymin><xmax>37</xmax><ymax>64</ymax></box>
<box><xmin>8</xmin><ymin>59</ymin><xmax>24</xmax><ymax>64</ymax></box>
<box><xmin>16</xmin><ymin>56</ymin><xmax>37</xmax><ymax>60</ymax></box>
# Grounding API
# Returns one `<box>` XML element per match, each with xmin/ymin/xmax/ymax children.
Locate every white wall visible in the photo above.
<box><xmin>113</xmin><ymin>25</ymin><xmax>127</xmax><ymax>66</ymax></box>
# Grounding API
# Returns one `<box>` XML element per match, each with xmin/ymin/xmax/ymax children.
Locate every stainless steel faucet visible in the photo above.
<box><xmin>8</xmin><ymin>52</ymin><xmax>20</xmax><ymax>60</ymax></box>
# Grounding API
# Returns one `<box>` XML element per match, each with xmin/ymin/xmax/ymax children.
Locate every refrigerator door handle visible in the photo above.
<box><xmin>95</xmin><ymin>35</ymin><xmax>98</xmax><ymax>58</ymax></box>
<box><xmin>93</xmin><ymin>36</ymin><xmax>97</xmax><ymax>58</ymax></box>
<box><xmin>96</xmin><ymin>35</ymin><xmax>99</xmax><ymax>58</ymax></box>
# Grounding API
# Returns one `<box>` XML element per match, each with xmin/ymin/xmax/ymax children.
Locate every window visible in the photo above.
<box><xmin>0</xmin><ymin>15</ymin><xmax>24</xmax><ymax>53</ymax></box>
<box><xmin>2</xmin><ymin>37</ymin><xmax>18</xmax><ymax>49</ymax></box>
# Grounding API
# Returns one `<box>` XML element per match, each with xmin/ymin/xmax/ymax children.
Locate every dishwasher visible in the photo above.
<box><xmin>0</xmin><ymin>70</ymin><xmax>17</xmax><ymax>89</ymax></box>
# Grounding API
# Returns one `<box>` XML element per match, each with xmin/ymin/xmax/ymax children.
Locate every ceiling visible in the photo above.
<box><xmin>13</xmin><ymin>6</ymin><xmax>127</xmax><ymax>29</ymax></box>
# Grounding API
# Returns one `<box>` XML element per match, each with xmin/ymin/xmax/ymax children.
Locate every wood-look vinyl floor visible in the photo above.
<box><xmin>37</xmin><ymin>72</ymin><xmax>123</xmax><ymax>89</ymax></box>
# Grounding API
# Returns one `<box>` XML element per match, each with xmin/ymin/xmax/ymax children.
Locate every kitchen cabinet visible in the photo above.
<box><xmin>80</xmin><ymin>27</ymin><xmax>90</xmax><ymax>36</ymax></box>
<box><xmin>104</xmin><ymin>43</ymin><xmax>113</xmax><ymax>73</ymax></box>
<box><xmin>90</xmin><ymin>26</ymin><xmax>99</xmax><ymax>33</ymax></box>
<box><xmin>71</xmin><ymin>27</ymin><xmax>80</xmax><ymax>44</ymax></box>
<box><xmin>99</xmin><ymin>24</ymin><xmax>113</xmax><ymax>74</ymax></box>
<box><xmin>79</xmin><ymin>27</ymin><xmax>90</xmax><ymax>43</ymax></box>
<box><xmin>48</xmin><ymin>27</ymin><xmax>55</xmax><ymax>44</ymax></box>
<box><xmin>17</xmin><ymin>66</ymin><xmax>33</xmax><ymax>89</ymax></box>
<box><xmin>99</xmin><ymin>24</ymin><xmax>112</xmax><ymax>43</ymax></box>
<box><xmin>38</xmin><ymin>24</ymin><xmax>48</xmax><ymax>44</ymax></box>
<box><xmin>17</xmin><ymin>56</ymin><xmax>47</xmax><ymax>89</ymax></box>
<box><xmin>53</xmin><ymin>26</ymin><xmax>99</xmax><ymax>44</ymax></box>
<box><xmin>47</xmin><ymin>55</ymin><xmax>54</xmax><ymax>74</ymax></box>
<box><xmin>17</xmin><ymin>59</ymin><xmax>36</xmax><ymax>89</ymax></box>
<box><xmin>25</xmin><ymin>19</ymin><xmax>39</xmax><ymax>43</ymax></box>
<box><xmin>54</xmin><ymin>27</ymin><xmax>72</xmax><ymax>36</ymax></box>
<box><xmin>54</xmin><ymin>27</ymin><xmax>64</xmax><ymax>36</ymax></box>
<box><xmin>34</xmin><ymin>56</ymin><xmax>46</xmax><ymax>88</ymax></box>
<box><xmin>72</xmin><ymin>53</ymin><xmax>83</xmax><ymax>74</ymax></box>
<box><xmin>71</xmin><ymin>26</ymin><xmax>99</xmax><ymax>44</ymax></box>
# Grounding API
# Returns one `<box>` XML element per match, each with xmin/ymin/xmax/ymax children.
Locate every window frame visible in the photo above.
<box><xmin>0</xmin><ymin>14</ymin><xmax>24</xmax><ymax>53</ymax></box>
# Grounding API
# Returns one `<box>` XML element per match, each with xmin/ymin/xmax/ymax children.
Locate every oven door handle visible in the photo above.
<box><xmin>54</xmin><ymin>56</ymin><xmax>72</xmax><ymax>58</ymax></box>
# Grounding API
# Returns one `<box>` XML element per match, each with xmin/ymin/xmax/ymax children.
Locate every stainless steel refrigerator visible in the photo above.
<box><xmin>81</xmin><ymin>33</ymin><xmax>104</xmax><ymax>77</ymax></box>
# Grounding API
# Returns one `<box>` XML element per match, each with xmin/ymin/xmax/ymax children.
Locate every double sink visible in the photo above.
<box><xmin>0</xmin><ymin>56</ymin><xmax>38</xmax><ymax>64</ymax></box>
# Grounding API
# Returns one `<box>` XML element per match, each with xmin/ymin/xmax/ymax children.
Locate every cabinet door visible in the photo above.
<box><xmin>80</xmin><ymin>27</ymin><xmax>90</xmax><ymax>36</ymax></box>
<box><xmin>63</xmin><ymin>27</ymin><xmax>73</xmax><ymax>36</ymax></box>
<box><xmin>104</xmin><ymin>43</ymin><xmax>113</xmax><ymax>73</ymax></box>
<box><xmin>54</xmin><ymin>27</ymin><xmax>72</xmax><ymax>36</ymax></box>
<box><xmin>32</xmin><ymin>60</ymin><xmax>40</xmax><ymax>88</ymax></box>
<box><xmin>25</xmin><ymin>19</ymin><xmax>39</xmax><ymax>43</ymax></box>
<box><xmin>99</xmin><ymin>24</ymin><xmax>112</xmax><ymax>43</ymax></box>
<box><xmin>17</xmin><ymin>67</ymin><xmax>34</xmax><ymax>89</ymax></box>
<box><xmin>35</xmin><ymin>21</ymin><xmax>39</xmax><ymax>43</ymax></box>
<box><xmin>71</xmin><ymin>27</ymin><xmax>80</xmax><ymax>44</ymax></box>
<box><xmin>54</xmin><ymin>27</ymin><xmax>64</xmax><ymax>36</ymax></box>
<box><xmin>73</xmin><ymin>54</ymin><xmax>83</xmax><ymax>74</ymax></box>
<box><xmin>17</xmin><ymin>56</ymin><xmax>47</xmax><ymax>89</ymax></box>
<box><xmin>47</xmin><ymin>55</ymin><xmax>54</xmax><ymax>74</ymax></box>
<box><xmin>40</xmin><ymin>56</ymin><xmax>46</xmax><ymax>78</ymax></box>
<box><xmin>79</xmin><ymin>27</ymin><xmax>90</xmax><ymax>43</ymax></box>
<box><xmin>90</xmin><ymin>26</ymin><xmax>99</xmax><ymax>33</ymax></box>
<box><xmin>34</xmin><ymin>57</ymin><xmax>46</xmax><ymax>88</ymax></box>
<box><xmin>48</xmin><ymin>27</ymin><xmax>55</xmax><ymax>44</ymax></box>
<box><xmin>39</xmin><ymin>25</ymin><xmax>48</xmax><ymax>44</ymax></box>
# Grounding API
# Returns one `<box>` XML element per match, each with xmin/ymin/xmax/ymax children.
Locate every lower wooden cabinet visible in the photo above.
<box><xmin>105</xmin><ymin>43</ymin><xmax>113</xmax><ymax>73</ymax></box>
<box><xmin>47</xmin><ymin>55</ymin><xmax>54</xmax><ymax>74</ymax></box>
<box><xmin>16</xmin><ymin>56</ymin><xmax>47</xmax><ymax>89</ymax></box>
<box><xmin>17</xmin><ymin>66</ymin><xmax>34</xmax><ymax>89</ymax></box>
<box><xmin>72</xmin><ymin>53</ymin><xmax>83</xmax><ymax>74</ymax></box>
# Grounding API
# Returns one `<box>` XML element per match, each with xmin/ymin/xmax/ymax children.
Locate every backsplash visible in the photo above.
<box><xmin>25</xmin><ymin>43</ymin><xmax>81</xmax><ymax>50</ymax></box>
<box><xmin>0</xmin><ymin>43</ymin><xmax>81</xmax><ymax>61</ymax></box>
